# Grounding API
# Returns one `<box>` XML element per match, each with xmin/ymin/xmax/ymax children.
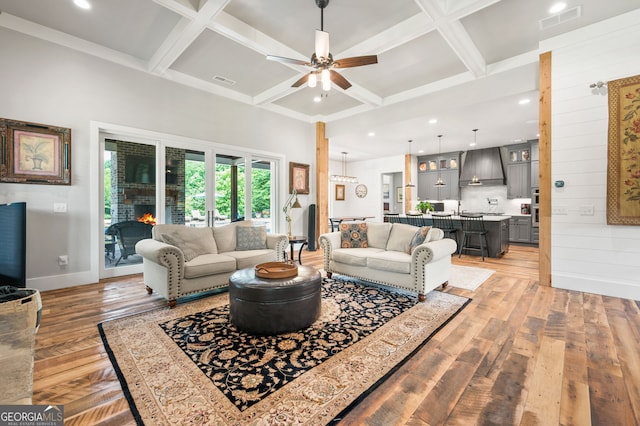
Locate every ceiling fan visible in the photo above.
<box><xmin>266</xmin><ymin>0</ymin><xmax>378</xmax><ymax>91</ymax></box>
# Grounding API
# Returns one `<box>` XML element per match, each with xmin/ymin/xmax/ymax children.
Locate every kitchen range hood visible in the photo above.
<box><xmin>459</xmin><ymin>147</ymin><xmax>506</xmax><ymax>186</ymax></box>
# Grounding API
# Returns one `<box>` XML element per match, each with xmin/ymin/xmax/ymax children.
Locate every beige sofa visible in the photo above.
<box><xmin>319</xmin><ymin>222</ymin><xmax>457</xmax><ymax>301</ymax></box>
<box><xmin>135</xmin><ymin>220</ymin><xmax>288</xmax><ymax>307</ymax></box>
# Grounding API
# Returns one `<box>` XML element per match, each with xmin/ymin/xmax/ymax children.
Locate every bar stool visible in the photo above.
<box><xmin>431</xmin><ymin>213</ymin><xmax>459</xmax><ymax>241</ymax></box>
<box><xmin>458</xmin><ymin>214</ymin><xmax>489</xmax><ymax>261</ymax></box>
<box><xmin>406</xmin><ymin>212</ymin><xmax>426</xmax><ymax>227</ymax></box>
<box><xmin>384</xmin><ymin>213</ymin><xmax>401</xmax><ymax>223</ymax></box>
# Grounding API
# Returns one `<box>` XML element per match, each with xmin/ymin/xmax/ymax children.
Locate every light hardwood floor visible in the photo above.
<box><xmin>32</xmin><ymin>246</ymin><xmax>640</xmax><ymax>425</ymax></box>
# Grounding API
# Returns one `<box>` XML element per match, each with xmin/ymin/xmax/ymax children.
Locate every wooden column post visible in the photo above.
<box><xmin>539</xmin><ymin>51</ymin><xmax>552</xmax><ymax>287</ymax></box>
<box><xmin>316</xmin><ymin>122</ymin><xmax>329</xmax><ymax>238</ymax></box>
<box><xmin>404</xmin><ymin>153</ymin><xmax>412</xmax><ymax>213</ymax></box>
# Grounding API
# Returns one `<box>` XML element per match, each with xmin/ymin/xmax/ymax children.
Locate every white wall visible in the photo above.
<box><xmin>329</xmin><ymin>155</ymin><xmax>405</xmax><ymax>222</ymax></box>
<box><xmin>541</xmin><ymin>9</ymin><xmax>640</xmax><ymax>300</ymax></box>
<box><xmin>0</xmin><ymin>28</ymin><xmax>314</xmax><ymax>291</ymax></box>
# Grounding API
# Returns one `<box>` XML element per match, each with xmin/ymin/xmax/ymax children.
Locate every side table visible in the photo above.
<box><xmin>287</xmin><ymin>236</ymin><xmax>308</xmax><ymax>264</ymax></box>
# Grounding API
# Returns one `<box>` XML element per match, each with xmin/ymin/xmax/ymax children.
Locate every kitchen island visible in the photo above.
<box><xmin>388</xmin><ymin>214</ymin><xmax>510</xmax><ymax>258</ymax></box>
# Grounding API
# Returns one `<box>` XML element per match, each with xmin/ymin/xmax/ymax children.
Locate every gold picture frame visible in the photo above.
<box><xmin>289</xmin><ymin>162</ymin><xmax>309</xmax><ymax>194</ymax></box>
<box><xmin>1</xmin><ymin>117</ymin><xmax>71</xmax><ymax>185</ymax></box>
<box><xmin>335</xmin><ymin>184</ymin><xmax>345</xmax><ymax>200</ymax></box>
<box><xmin>606</xmin><ymin>74</ymin><xmax>640</xmax><ymax>225</ymax></box>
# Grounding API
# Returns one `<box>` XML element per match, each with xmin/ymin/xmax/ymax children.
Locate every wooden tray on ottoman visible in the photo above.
<box><xmin>255</xmin><ymin>262</ymin><xmax>298</xmax><ymax>279</ymax></box>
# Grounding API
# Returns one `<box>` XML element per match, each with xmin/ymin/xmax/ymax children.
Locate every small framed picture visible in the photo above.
<box><xmin>289</xmin><ymin>162</ymin><xmax>309</xmax><ymax>194</ymax></box>
<box><xmin>382</xmin><ymin>183</ymin><xmax>390</xmax><ymax>199</ymax></box>
<box><xmin>335</xmin><ymin>184</ymin><xmax>345</xmax><ymax>200</ymax></box>
<box><xmin>418</xmin><ymin>162</ymin><xmax>427</xmax><ymax>172</ymax></box>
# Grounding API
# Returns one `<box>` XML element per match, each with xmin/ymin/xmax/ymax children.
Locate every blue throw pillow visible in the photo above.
<box><xmin>408</xmin><ymin>226</ymin><xmax>431</xmax><ymax>254</ymax></box>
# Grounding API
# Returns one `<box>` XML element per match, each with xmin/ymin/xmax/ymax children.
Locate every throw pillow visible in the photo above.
<box><xmin>340</xmin><ymin>222</ymin><xmax>369</xmax><ymax>248</ymax></box>
<box><xmin>236</xmin><ymin>226</ymin><xmax>267</xmax><ymax>251</ymax></box>
<box><xmin>408</xmin><ymin>226</ymin><xmax>432</xmax><ymax>254</ymax></box>
<box><xmin>161</xmin><ymin>233</ymin><xmax>199</xmax><ymax>261</ymax></box>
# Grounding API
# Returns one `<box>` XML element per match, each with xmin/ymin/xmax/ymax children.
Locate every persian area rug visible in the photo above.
<box><xmin>98</xmin><ymin>277</ymin><xmax>469</xmax><ymax>426</ymax></box>
<box><xmin>449</xmin><ymin>265</ymin><xmax>496</xmax><ymax>291</ymax></box>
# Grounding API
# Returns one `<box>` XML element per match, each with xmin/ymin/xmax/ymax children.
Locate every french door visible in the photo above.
<box><xmin>100</xmin><ymin>132</ymin><xmax>278</xmax><ymax>279</ymax></box>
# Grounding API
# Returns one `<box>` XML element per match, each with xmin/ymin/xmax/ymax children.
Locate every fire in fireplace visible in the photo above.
<box><xmin>137</xmin><ymin>213</ymin><xmax>156</xmax><ymax>225</ymax></box>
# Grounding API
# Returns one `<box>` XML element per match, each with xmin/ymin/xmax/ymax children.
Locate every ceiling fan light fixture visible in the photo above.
<box><xmin>308</xmin><ymin>72</ymin><xmax>317</xmax><ymax>88</ymax></box>
<box><xmin>321</xmin><ymin>69</ymin><xmax>331</xmax><ymax>91</ymax></box>
<box><xmin>315</xmin><ymin>30</ymin><xmax>330</xmax><ymax>60</ymax></box>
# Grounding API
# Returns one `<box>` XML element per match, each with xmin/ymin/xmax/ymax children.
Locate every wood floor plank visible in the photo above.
<box><xmin>28</xmin><ymin>245</ymin><xmax>640</xmax><ymax>425</ymax></box>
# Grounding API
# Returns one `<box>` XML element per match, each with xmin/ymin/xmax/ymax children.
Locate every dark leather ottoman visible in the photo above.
<box><xmin>229</xmin><ymin>265</ymin><xmax>322</xmax><ymax>335</ymax></box>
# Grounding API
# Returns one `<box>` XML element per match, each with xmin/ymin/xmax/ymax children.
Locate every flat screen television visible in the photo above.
<box><xmin>0</xmin><ymin>202</ymin><xmax>27</xmax><ymax>288</ymax></box>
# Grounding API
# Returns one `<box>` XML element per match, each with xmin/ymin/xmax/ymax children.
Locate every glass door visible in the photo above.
<box><xmin>103</xmin><ymin>138</ymin><xmax>158</xmax><ymax>275</ymax></box>
<box><xmin>251</xmin><ymin>158</ymin><xmax>275</xmax><ymax>232</ymax></box>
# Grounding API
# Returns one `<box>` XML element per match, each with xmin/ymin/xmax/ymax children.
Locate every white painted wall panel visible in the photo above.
<box><xmin>541</xmin><ymin>8</ymin><xmax>640</xmax><ymax>300</ymax></box>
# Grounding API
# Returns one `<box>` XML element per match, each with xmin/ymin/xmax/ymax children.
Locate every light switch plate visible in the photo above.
<box><xmin>53</xmin><ymin>203</ymin><xmax>67</xmax><ymax>213</ymax></box>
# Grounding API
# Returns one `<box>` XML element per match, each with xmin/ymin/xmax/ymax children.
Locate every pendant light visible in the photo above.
<box><xmin>330</xmin><ymin>152</ymin><xmax>358</xmax><ymax>183</ymax></box>
<box><xmin>434</xmin><ymin>134</ymin><xmax>446</xmax><ymax>187</ymax></box>
<box><xmin>405</xmin><ymin>139</ymin><xmax>415</xmax><ymax>188</ymax></box>
<box><xmin>469</xmin><ymin>128</ymin><xmax>482</xmax><ymax>186</ymax></box>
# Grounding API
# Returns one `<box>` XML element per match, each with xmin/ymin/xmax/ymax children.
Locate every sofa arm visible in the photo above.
<box><xmin>267</xmin><ymin>233</ymin><xmax>289</xmax><ymax>261</ymax></box>
<box><xmin>318</xmin><ymin>232</ymin><xmax>341</xmax><ymax>271</ymax></box>
<box><xmin>411</xmin><ymin>238</ymin><xmax>456</xmax><ymax>275</ymax></box>
<box><xmin>412</xmin><ymin>238</ymin><xmax>457</xmax><ymax>264</ymax></box>
<box><xmin>135</xmin><ymin>238</ymin><xmax>184</xmax><ymax>274</ymax></box>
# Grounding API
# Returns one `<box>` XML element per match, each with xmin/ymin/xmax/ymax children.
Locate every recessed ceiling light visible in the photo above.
<box><xmin>418</xmin><ymin>149</ymin><xmax>425</xmax><ymax>154</ymax></box>
<box><xmin>428</xmin><ymin>118</ymin><xmax>438</xmax><ymax>124</ymax></box>
<box><xmin>313</xmin><ymin>96</ymin><xmax>321</xmax><ymax>103</ymax></box>
<box><xmin>368</xmin><ymin>132</ymin><xmax>375</xmax><ymax>137</ymax></box>
<box><xmin>74</xmin><ymin>0</ymin><xmax>91</xmax><ymax>10</ymax></box>
<box><xmin>518</xmin><ymin>98</ymin><xmax>531</xmax><ymax>105</ymax></box>
<box><xmin>469</xmin><ymin>142</ymin><xmax>476</xmax><ymax>147</ymax></box>
<box><xmin>549</xmin><ymin>2</ymin><xmax>567</xmax><ymax>14</ymax></box>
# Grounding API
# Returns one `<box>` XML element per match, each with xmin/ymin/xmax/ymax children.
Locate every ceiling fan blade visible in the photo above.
<box><xmin>315</xmin><ymin>30</ymin><xmax>330</xmax><ymax>60</ymax></box>
<box><xmin>333</xmin><ymin>55</ymin><xmax>378</xmax><ymax>68</ymax></box>
<box><xmin>266</xmin><ymin>55</ymin><xmax>308</xmax><ymax>66</ymax></box>
<box><xmin>292</xmin><ymin>73</ymin><xmax>311</xmax><ymax>88</ymax></box>
<box><xmin>329</xmin><ymin>70</ymin><xmax>351</xmax><ymax>90</ymax></box>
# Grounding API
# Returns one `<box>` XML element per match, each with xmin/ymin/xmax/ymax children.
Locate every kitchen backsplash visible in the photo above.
<box><xmin>428</xmin><ymin>186</ymin><xmax>531</xmax><ymax>215</ymax></box>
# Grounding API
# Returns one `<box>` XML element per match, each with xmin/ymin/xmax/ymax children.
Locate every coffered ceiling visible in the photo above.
<box><xmin>1</xmin><ymin>0</ymin><xmax>638</xmax><ymax>160</ymax></box>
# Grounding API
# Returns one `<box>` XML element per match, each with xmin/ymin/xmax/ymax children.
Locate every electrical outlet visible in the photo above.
<box><xmin>58</xmin><ymin>255</ymin><xmax>68</xmax><ymax>266</ymax></box>
<box><xmin>580</xmin><ymin>205</ymin><xmax>594</xmax><ymax>216</ymax></box>
<box><xmin>552</xmin><ymin>205</ymin><xmax>568</xmax><ymax>215</ymax></box>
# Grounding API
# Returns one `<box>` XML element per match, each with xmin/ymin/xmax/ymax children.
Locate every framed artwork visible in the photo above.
<box><xmin>1</xmin><ymin>118</ymin><xmax>71</xmax><ymax>185</ymax></box>
<box><xmin>607</xmin><ymin>73</ymin><xmax>640</xmax><ymax>225</ymax></box>
<box><xmin>382</xmin><ymin>183</ymin><xmax>390</xmax><ymax>199</ymax></box>
<box><xmin>289</xmin><ymin>162</ymin><xmax>309</xmax><ymax>194</ymax></box>
<box><xmin>396</xmin><ymin>186</ymin><xmax>403</xmax><ymax>203</ymax></box>
<box><xmin>418</xmin><ymin>162</ymin><xmax>427</xmax><ymax>172</ymax></box>
<box><xmin>335</xmin><ymin>184</ymin><xmax>345</xmax><ymax>200</ymax></box>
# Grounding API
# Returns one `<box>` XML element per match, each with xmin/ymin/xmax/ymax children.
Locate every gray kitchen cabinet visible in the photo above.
<box><xmin>531</xmin><ymin>226</ymin><xmax>539</xmax><ymax>244</ymax></box>
<box><xmin>506</xmin><ymin>142</ymin><xmax>531</xmax><ymax>199</ymax></box>
<box><xmin>507</xmin><ymin>162</ymin><xmax>531</xmax><ymax>198</ymax></box>
<box><xmin>530</xmin><ymin>141</ymin><xmax>539</xmax><ymax>188</ymax></box>
<box><xmin>417</xmin><ymin>152</ymin><xmax>460</xmax><ymax>201</ymax></box>
<box><xmin>509</xmin><ymin>216</ymin><xmax>531</xmax><ymax>243</ymax></box>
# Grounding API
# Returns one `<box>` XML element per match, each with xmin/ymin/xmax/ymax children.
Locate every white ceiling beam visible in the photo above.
<box><xmin>148</xmin><ymin>0</ymin><xmax>230</xmax><ymax>75</ymax></box>
<box><xmin>415</xmin><ymin>0</ymin><xmax>487</xmax><ymax>77</ymax></box>
<box><xmin>151</xmin><ymin>0</ymin><xmax>198</xmax><ymax>19</ymax></box>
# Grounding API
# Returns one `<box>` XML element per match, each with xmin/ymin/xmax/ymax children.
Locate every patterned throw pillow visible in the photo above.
<box><xmin>407</xmin><ymin>226</ymin><xmax>432</xmax><ymax>254</ymax></box>
<box><xmin>236</xmin><ymin>226</ymin><xmax>267</xmax><ymax>251</ymax></box>
<box><xmin>340</xmin><ymin>222</ymin><xmax>369</xmax><ymax>248</ymax></box>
